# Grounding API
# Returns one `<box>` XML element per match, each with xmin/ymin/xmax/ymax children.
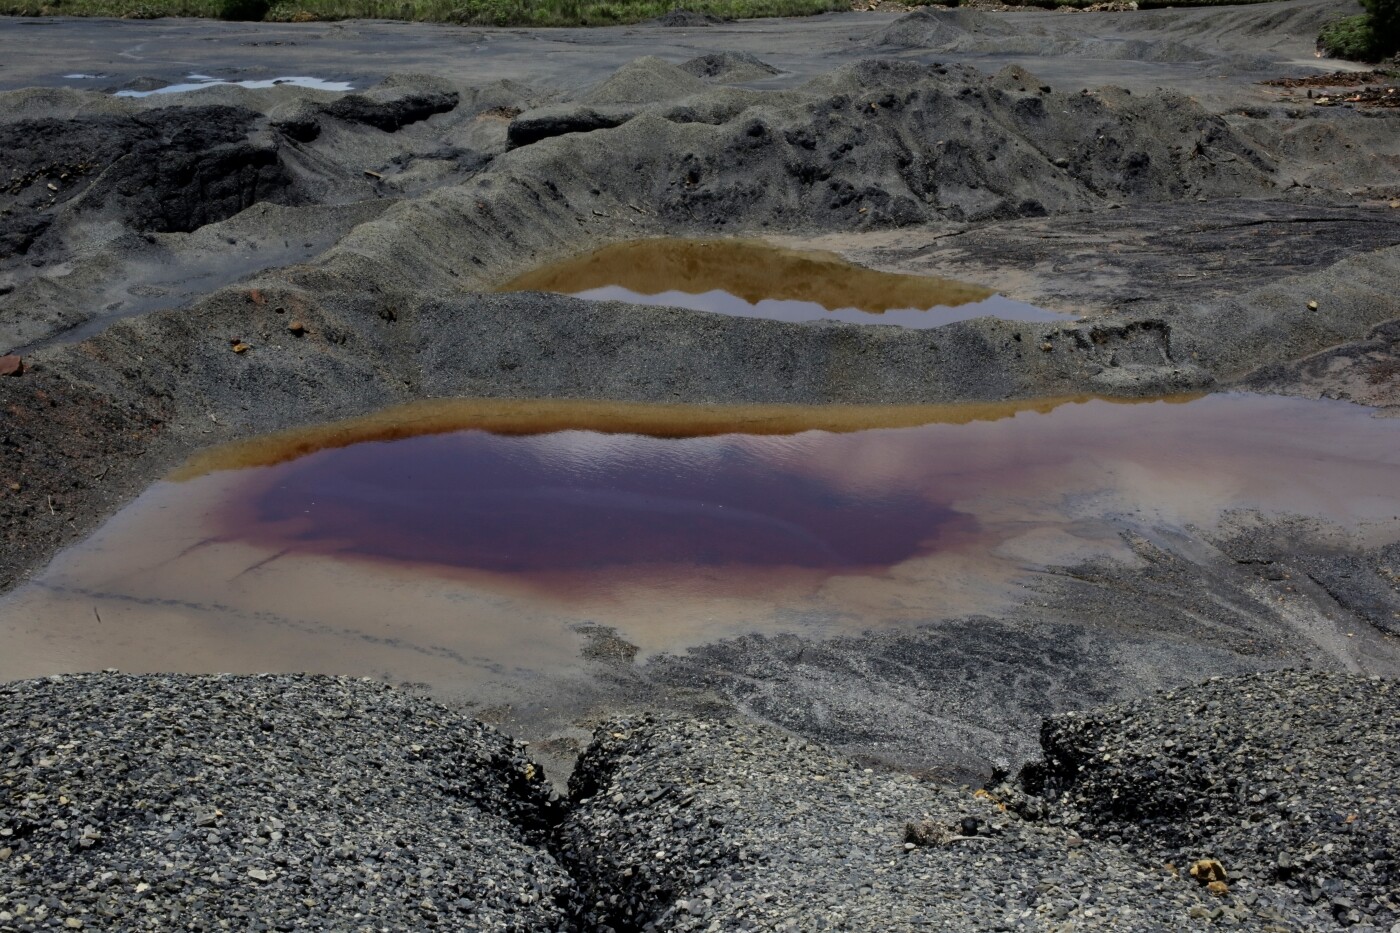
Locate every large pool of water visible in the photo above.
<box><xmin>0</xmin><ymin>393</ymin><xmax>1396</xmax><ymax>697</ymax></box>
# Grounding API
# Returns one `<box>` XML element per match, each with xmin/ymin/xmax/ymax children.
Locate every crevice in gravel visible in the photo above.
<box><xmin>0</xmin><ymin>673</ymin><xmax>584</xmax><ymax>931</ymax></box>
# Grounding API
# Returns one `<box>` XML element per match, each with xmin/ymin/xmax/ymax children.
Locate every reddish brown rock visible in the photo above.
<box><xmin>0</xmin><ymin>355</ymin><xmax>23</xmax><ymax>377</ymax></box>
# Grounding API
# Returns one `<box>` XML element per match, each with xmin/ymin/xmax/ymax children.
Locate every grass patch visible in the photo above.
<box><xmin>0</xmin><ymin>0</ymin><xmax>847</xmax><ymax>23</ymax></box>
<box><xmin>1318</xmin><ymin>0</ymin><xmax>1400</xmax><ymax>61</ymax></box>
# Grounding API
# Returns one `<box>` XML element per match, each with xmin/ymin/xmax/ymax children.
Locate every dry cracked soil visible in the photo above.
<box><xmin>1</xmin><ymin>1</ymin><xmax>1399</xmax><ymax>930</ymax></box>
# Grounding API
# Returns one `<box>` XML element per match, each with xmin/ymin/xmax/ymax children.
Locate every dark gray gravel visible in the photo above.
<box><xmin>0</xmin><ymin>673</ymin><xmax>578</xmax><ymax>932</ymax></box>
<box><xmin>556</xmin><ymin>713</ymin><xmax>1318</xmax><ymax>932</ymax></box>
<box><xmin>3</xmin><ymin>671</ymin><xmax>1395</xmax><ymax>932</ymax></box>
<box><xmin>1011</xmin><ymin>670</ymin><xmax>1400</xmax><ymax>932</ymax></box>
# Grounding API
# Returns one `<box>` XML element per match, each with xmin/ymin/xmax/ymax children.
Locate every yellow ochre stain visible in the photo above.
<box><xmin>170</xmin><ymin>393</ymin><xmax>1203</xmax><ymax>480</ymax></box>
<box><xmin>496</xmin><ymin>237</ymin><xmax>995</xmax><ymax>313</ymax></box>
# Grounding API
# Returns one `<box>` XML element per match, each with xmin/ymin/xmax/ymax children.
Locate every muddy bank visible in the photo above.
<box><xmin>641</xmin><ymin>509</ymin><xmax>1400</xmax><ymax>780</ymax></box>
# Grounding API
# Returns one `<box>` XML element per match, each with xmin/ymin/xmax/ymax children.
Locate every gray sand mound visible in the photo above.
<box><xmin>990</xmin><ymin>63</ymin><xmax>1051</xmax><ymax>92</ymax></box>
<box><xmin>1012</xmin><ymin>670</ymin><xmax>1400</xmax><ymax>931</ymax></box>
<box><xmin>557</xmin><ymin>713</ymin><xmax>1318</xmax><ymax>931</ymax></box>
<box><xmin>0</xmin><ymin>673</ymin><xmax>577</xmax><ymax>931</ymax></box>
<box><xmin>1122</xmin><ymin>0</ymin><xmax>1347</xmax><ymax>49</ymax></box>
<box><xmin>876</xmin><ymin>9</ymin><xmax>1215</xmax><ymax>62</ymax></box>
<box><xmin>680</xmin><ymin>50</ymin><xmax>782</xmax><ymax>82</ymax></box>
<box><xmin>876</xmin><ymin>7</ymin><xmax>1021</xmax><ymax>47</ymax></box>
<box><xmin>874</xmin><ymin>7</ymin><xmax>1235</xmax><ymax>64</ymax></box>
<box><xmin>581</xmin><ymin>55</ymin><xmax>710</xmax><ymax>105</ymax></box>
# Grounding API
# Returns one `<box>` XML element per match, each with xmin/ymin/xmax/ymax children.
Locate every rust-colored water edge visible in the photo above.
<box><xmin>2</xmin><ymin>393</ymin><xmax>1397</xmax><ymax>697</ymax></box>
<box><xmin>171</xmin><ymin>394</ymin><xmax>1143</xmax><ymax>479</ymax></box>
<box><xmin>496</xmin><ymin>238</ymin><xmax>1071</xmax><ymax>327</ymax></box>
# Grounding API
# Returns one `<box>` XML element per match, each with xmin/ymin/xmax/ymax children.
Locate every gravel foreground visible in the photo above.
<box><xmin>1011</xmin><ymin>670</ymin><xmax>1400</xmax><ymax>932</ymax></box>
<box><xmin>0</xmin><ymin>674</ymin><xmax>578</xmax><ymax>932</ymax></box>
<box><xmin>2</xmin><ymin>671</ymin><xmax>1394</xmax><ymax>931</ymax></box>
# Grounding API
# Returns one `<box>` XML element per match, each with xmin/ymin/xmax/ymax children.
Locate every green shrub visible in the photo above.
<box><xmin>1319</xmin><ymin>13</ymin><xmax>1378</xmax><ymax>58</ymax></box>
<box><xmin>1319</xmin><ymin>0</ymin><xmax>1400</xmax><ymax>61</ymax></box>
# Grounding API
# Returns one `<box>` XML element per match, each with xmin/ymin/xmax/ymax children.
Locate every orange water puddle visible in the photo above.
<box><xmin>497</xmin><ymin>238</ymin><xmax>1071</xmax><ymax>327</ymax></box>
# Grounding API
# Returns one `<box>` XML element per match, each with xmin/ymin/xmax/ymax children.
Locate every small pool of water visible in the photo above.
<box><xmin>498</xmin><ymin>238</ymin><xmax>1071</xmax><ymax>327</ymax></box>
<box><xmin>114</xmin><ymin>75</ymin><xmax>354</xmax><ymax>97</ymax></box>
<box><xmin>1</xmin><ymin>393</ymin><xmax>1397</xmax><ymax>698</ymax></box>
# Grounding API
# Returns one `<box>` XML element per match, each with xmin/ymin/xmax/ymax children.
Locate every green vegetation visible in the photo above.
<box><xmin>1319</xmin><ymin>0</ymin><xmax>1400</xmax><ymax>60</ymax></box>
<box><xmin>0</xmin><ymin>0</ymin><xmax>845</xmax><ymax>24</ymax></box>
<box><xmin>0</xmin><ymin>0</ymin><xmax>1290</xmax><ymax>23</ymax></box>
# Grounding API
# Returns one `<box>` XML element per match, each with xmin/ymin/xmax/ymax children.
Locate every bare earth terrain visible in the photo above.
<box><xmin>0</xmin><ymin>2</ymin><xmax>1398</xmax><ymax>928</ymax></box>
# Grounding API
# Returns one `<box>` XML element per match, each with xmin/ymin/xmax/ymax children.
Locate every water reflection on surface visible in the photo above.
<box><xmin>114</xmin><ymin>74</ymin><xmax>354</xmax><ymax>97</ymax></box>
<box><xmin>498</xmin><ymin>238</ymin><xmax>1071</xmax><ymax>327</ymax></box>
<box><xmin>1</xmin><ymin>393</ymin><xmax>1397</xmax><ymax>698</ymax></box>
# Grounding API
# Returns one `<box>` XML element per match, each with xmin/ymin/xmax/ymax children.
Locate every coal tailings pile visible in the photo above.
<box><xmin>1012</xmin><ymin>670</ymin><xmax>1400</xmax><ymax>931</ymax></box>
<box><xmin>0</xmin><ymin>673</ymin><xmax>579</xmax><ymax>930</ymax></box>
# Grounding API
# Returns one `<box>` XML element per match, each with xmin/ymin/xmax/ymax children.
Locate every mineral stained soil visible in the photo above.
<box><xmin>1</xmin><ymin>0</ymin><xmax>1399</xmax><ymax>928</ymax></box>
<box><xmin>497</xmin><ymin>236</ymin><xmax>1070</xmax><ymax>326</ymax></box>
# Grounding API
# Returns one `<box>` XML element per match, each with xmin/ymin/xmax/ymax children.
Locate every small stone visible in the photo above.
<box><xmin>64</xmin><ymin>919</ymin><xmax>83</xmax><ymax>929</ymax></box>
<box><xmin>232</xmin><ymin>343</ymin><xmax>251</xmax><ymax>354</ymax></box>
<box><xmin>1190</xmin><ymin>859</ymin><xmax>1228</xmax><ymax>884</ymax></box>
<box><xmin>1306</xmin><ymin>300</ymin><xmax>1318</xmax><ymax>311</ymax></box>
<box><xmin>1041</xmin><ymin>342</ymin><xmax>1054</xmax><ymax>352</ymax></box>
<box><xmin>1389</xmin><ymin>199</ymin><xmax>1400</xmax><ymax>209</ymax></box>
<box><xmin>903</xmin><ymin>820</ymin><xmax>953</xmax><ymax>847</ymax></box>
<box><xmin>247</xmin><ymin>868</ymin><xmax>273</xmax><ymax>882</ymax></box>
<box><xmin>0</xmin><ymin>354</ymin><xmax>23</xmax><ymax>377</ymax></box>
<box><xmin>1207</xmin><ymin>880</ymin><xmax>1230</xmax><ymax>896</ymax></box>
<box><xmin>287</xmin><ymin>321</ymin><xmax>307</xmax><ymax>336</ymax></box>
